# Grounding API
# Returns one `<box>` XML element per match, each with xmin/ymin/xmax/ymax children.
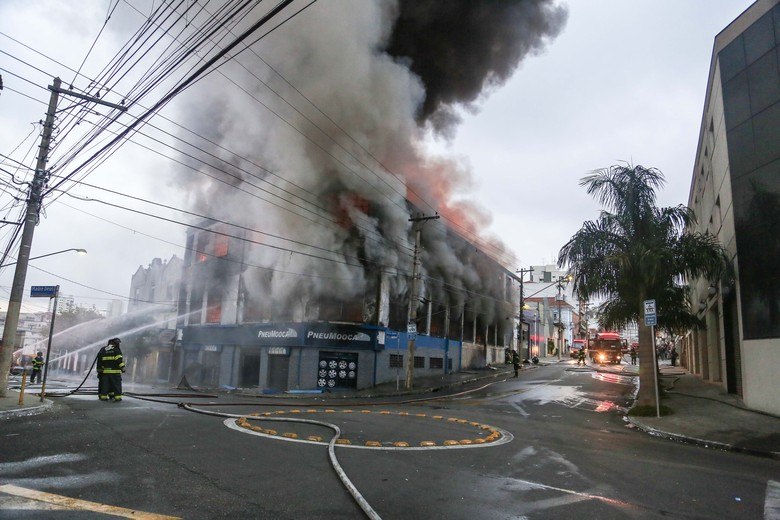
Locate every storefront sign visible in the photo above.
<box><xmin>257</xmin><ymin>327</ymin><xmax>298</xmax><ymax>339</ymax></box>
<box><xmin>268</xmin><ymin>346</ymin><xmax>289</xmax><ymax>355</ymax></box>
<box><xmin>305</xmin><ymin>324</ymin><xmax>375</xmax><ymax>347</ymax></box>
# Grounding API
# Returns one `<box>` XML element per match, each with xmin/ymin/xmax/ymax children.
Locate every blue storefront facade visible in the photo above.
<box><xmin>177</xmin><ymin>321</ymin><xmax>462</xmax><ymax>391</ymax></box>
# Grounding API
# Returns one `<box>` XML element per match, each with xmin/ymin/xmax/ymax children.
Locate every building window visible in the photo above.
<box><xmin>205</xmin><ymin>290</ymin><xmax>221</xmax><ymax>323</ymax></box>
<box><xmin>196</xmin><ymin>232</ymin><xmax>209</xmax><ymax>263</ymax></box>
<box><xmin>214</xmin><ymin>232</ymin><xmax>229</xmax><ymax>257</ymax></box>
<box><xmin>389</xmin><ymin>354</ymin><xmax>403</xmax><ymax>368</ymax></box>
<box><xmin>414</xmin><ymin>356</ymin><xmax>425</xmax><ymax>368</ymax></box>
<box><xmin>206</xmin><ymin>303</ymin><xmax>221</xmax><ymax>324</ymax></box>
<box><xmin>429</xmin><ymin>357</ymin><xmax>443</xmax><ymax>369</ymax></box>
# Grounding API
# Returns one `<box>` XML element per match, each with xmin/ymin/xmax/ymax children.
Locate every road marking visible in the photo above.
<box><xmin>225</xmin><ymin>418</ymin><xmax>514</xmax><ymax>450</ymax></box>
<box><xmin>0</xmin><ymin>485</ymin><xmax>180</xmax><ymax>519</ymax></box>
<box><xmin>510</xmin><ymin>401</ymin><xmax>529</xmax><ymax>418</ymax></box>
<box><xmin>766</xmin><ymin>480</ymin><xmax>780</xmax><ymax>520</ymax></box>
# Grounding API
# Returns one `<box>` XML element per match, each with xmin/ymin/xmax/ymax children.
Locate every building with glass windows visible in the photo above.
<box><xmin>685</xmin><ymin>0</ymin><xmax>780</xmax><ymax>415</ymax></box>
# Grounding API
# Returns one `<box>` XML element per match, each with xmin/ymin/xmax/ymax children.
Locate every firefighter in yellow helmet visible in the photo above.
<box><xmin>97</xmin><ymin>338</ymin><xmax>125</xmax><ymax>401</ymax></box>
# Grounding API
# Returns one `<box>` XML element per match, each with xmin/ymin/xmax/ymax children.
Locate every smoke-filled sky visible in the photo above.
<box><xmin>0</xmin><ymin>0</ymin><xmax>756</xmax><ymax>315</ymax></box>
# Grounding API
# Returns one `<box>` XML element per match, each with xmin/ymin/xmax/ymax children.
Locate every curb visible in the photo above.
<box><xmin>625</xmin><ymin>416</ymin><xmax>780</xmax><ymax>461</ymax></box>
<box><xmin>0</xmin><ymin>399</ymin><xmax>54</xmax><ymax>420</ymax></box>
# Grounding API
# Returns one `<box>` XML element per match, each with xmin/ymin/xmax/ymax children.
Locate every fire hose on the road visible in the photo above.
<box><xmin>179</xmin><ymin>403</ymin><xmax>382</xmax><ymax>520</ymax></box>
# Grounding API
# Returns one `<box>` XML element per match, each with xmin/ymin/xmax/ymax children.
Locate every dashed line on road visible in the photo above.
<box><xmin>0</xmin><ymin>484</ymin><xmax>180</xmax><ymax>519</ymax></box>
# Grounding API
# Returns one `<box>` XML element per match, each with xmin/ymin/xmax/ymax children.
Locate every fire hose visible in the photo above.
<box><xmin>179</xmin><ymin>403</ymin><xmax>382</xmax><ymax>520</ymax></box>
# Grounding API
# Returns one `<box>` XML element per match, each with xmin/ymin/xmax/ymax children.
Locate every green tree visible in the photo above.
<box><xmin>558</xmin><ymin>164</ymin><xmax>726</xmax><ymax>408</ymax></box>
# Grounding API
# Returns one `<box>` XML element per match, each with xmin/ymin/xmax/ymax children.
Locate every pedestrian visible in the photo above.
<box><xmin>630</xmin><ymin>346</ymin><xmax>637</xmax><ymax>365</ymax></box>
<box><xmin>512</xmin><ymin>351</ymin><xmax>521</xmax><ymax>377</ymax></box>
<box><xmin>577</xmin><ymin>348</ymin><xmax>586</xmax><ymax>366</ymax></box>
<box><xmin>670</xmin><ymin>346</ymin><xmax>679</xmax><ymax>367</ymax></box>
<box><xmin>97</xmin><ymin>338</ymin><xmax>125</xmax><ymax>401</ymax></box>
<box><xmin>30</xmin><ymin>351</ymin><xmax>44</xmax><ymax>384</ymax></box>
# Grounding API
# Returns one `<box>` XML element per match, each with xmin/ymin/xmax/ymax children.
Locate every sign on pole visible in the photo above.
<box><xmin>30</xmin><ymin>285</ymin><xmax>58</xmax><ymax>298</ymax></box>
<box><xmin>643</xmin><ymin>299</ymin><xmax>657</xmax><ymax>326</ymax></box>
<box><xmin>407</xmin><ymin>323</ymin><xmax>417</xmax><ymax>340</ymax></box>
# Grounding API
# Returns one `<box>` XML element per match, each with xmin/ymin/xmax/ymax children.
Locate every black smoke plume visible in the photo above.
<box><xmin>385</xmin><ymin>0</ymin><xmax>568</xmax><ymax>132</ymax></box>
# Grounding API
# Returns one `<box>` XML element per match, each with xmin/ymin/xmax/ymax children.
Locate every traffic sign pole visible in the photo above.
<box><xmin>39</xmin><ymin>285</ymin><xmax>59</xmax><ymax>402</ymax></box>
<box><xmin>644</xmin><ymin>299</ymin><xmax>661</xmax><ymax>418</ymax></box>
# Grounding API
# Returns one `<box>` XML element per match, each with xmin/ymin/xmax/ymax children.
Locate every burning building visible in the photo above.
<box><xmin>175</xmin><ymin>215</ymin><xmax>519</xmax><ymax>390</ymax></box>
<box><xmin>168</xmin><ymin>0</ymin><xmax>568</xmax><ymax>390</ymax></box>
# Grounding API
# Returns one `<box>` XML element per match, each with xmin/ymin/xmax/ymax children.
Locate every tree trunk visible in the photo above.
<box><xmin>636</xmin><ymin>293</ymin><xmax>658</xmax><ymax>408</ymax></box>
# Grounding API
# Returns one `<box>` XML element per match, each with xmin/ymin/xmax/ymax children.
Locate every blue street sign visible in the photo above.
<box><xmin>30</xmin><ymin>285</ymin><xmax>58</xmax><ymax>298</ymax></box>
<box><xmin>386</xmin><ymin>331</ymin><xmax>398</xmax><ymax>339</ymax></box>
<box><xmin>644</xmin><ymin>315</ymin><xmax>657</xmax><ymax>326</ymax></box>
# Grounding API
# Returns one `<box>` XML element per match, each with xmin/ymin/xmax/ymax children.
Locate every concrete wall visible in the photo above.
<box><xmin>742</xmin><ymin>339</ymin><xmax>779</xmax><ymax>414</ymax></box>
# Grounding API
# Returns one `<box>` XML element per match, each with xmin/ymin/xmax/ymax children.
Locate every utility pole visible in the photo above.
<box><xmin>555</xmin><ymin>275</ymin><xmax>573</xmax><ymax>361</ymax></box>
<box><xmin>405</xmin><ymin>213</ymin><xmax>439</xmax><ymax>390</ymax></box>
<box><xmin>0</xmin><ymin>78</ymin><xmax>125</xmax><ymax>397</ymax></box>
<box><xmin>516</xmin><ymin>267</ymin><xmax>533</xmax><ymax>361</ymax></box>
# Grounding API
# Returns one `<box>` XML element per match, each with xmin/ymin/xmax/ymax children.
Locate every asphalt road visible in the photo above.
<box><xmin>1</xmin><ymin>362</ymin><xmax>778</xmax><ymax>519</ymax></box>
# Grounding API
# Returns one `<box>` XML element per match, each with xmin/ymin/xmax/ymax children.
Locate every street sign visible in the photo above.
<box><xmin>386</xmin><ymin>331</ymin><xmax>398</xmax><ymax>340</ymax></box>
<box><xmin>30</xmin><ymin>285</ymin><xmax>58</xmax><ymax>298</ymax></box>
<box><xmin>644</xmin><ymin>299</ymin><xmax>657</xmax><ymax>327</ymax></box>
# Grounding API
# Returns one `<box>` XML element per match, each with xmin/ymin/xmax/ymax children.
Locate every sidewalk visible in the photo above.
<box><xmin>4</xmin><ymin>361</ymin><xmax>779</xmax><ymax>459</ymax></box>
<box><xmin>0</xmin><ymin>386</ymin><xmax>53</xmax><ymax>419</ymax></box>
<box><xmin>625</xmin><ymin>362</ymin><xmax>780</xmax><ymax>459</ymax></box>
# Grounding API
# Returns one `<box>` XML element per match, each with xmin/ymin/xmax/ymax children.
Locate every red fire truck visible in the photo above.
<box><xmin>588</xmin><ymin>332</ymin><xmax>624</xmax><ymax>364</ymax></box>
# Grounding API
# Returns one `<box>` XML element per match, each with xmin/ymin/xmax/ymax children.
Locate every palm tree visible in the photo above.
<box><xmin>558</xmin><ymin>164</ymin><xmax>726</xmax><ymax>408</ymax></box>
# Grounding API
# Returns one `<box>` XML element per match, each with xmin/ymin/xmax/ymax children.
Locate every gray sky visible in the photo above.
<box><xmin>0</xmin><ymin>0</ymin><xmax>756</xmax><ymax>314</ymax></box>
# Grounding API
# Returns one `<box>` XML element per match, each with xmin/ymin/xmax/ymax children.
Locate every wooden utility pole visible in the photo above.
<box><xmin>405</xmin><ymin>213</ymin><xmax>438</xmax><ymax>390</ymax></box>
<box><xmin>0</xmin><ymin>78</ymin><xmax>125</xmax><ymax>397</ymax></box>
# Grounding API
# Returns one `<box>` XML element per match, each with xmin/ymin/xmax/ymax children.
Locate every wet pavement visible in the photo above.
<box><xmin>3</xmin><ymin>359</ymin><xmax>779</xmax><ymax>459</ymax></box>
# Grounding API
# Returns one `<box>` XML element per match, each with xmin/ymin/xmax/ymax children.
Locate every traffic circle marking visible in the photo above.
<box><xmin>228</xmin><ymin>408</ymin><xmax>513</xmax><ymax>450</ymax></box>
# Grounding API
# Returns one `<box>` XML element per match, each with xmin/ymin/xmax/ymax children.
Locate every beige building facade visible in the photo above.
<box><xmin>686</xmin><ymin>0</ymin><xmax>780</xmax><ymax>415</ymax></box>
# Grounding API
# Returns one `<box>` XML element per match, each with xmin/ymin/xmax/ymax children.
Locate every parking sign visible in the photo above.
<box><xmin>644</xmin><ymin>299</ymin><xmax>656</xmax><ymax>326</ymax></box>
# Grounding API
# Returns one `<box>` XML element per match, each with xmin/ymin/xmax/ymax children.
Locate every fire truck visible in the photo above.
<box><xmin>588</xmin><ymin>332</ymin><xmax>624</xmax><ymax>364</ymax></box>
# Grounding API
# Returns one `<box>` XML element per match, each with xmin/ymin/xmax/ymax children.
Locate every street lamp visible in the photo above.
<box><xmin>0</xmin><ymin>248</ymin><xmax>87</xmax><ymax>268</ymax></box>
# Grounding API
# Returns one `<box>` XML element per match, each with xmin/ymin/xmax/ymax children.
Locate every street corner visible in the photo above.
<box><xmin>0</xmin><ymin>393</ymin><xmax>54</xmax><ymax>419</ymax></box>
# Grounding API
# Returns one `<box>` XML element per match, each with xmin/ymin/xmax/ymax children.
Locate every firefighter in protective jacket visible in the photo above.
<box><xmin>97</xmin><ymin>338</ymin><xmax>125</xmax><ymax>401</ymax></box>
<box><xmin>30</xmin><ymin>351</ymin><xmax>44</xmax><ymax>384</ymax></box>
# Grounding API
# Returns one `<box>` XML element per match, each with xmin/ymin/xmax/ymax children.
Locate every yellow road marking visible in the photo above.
<box><xmin>0</xmin><ymin>484</ymin><xmax>180</xmax><ymax>519</ymax></box>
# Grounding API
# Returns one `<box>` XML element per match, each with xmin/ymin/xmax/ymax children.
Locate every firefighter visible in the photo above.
<box><xmin>30</xmin><ymin>351</ymin><xmax>44</xmax><ymax>384</ymax></box>
<box><xmin>512</xmin><ymin>350</ymin><xmax>521</xmax><ymax>377</ymax></box>
<box><xmin>577</xmin><ymin>347</ymin><xmax>586</xmax><ymax>367</ymax></box>
<box><xmin>97</xmin><ymin>338</ymin><xmax>125</xmax><ymax>401</ymax></box>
